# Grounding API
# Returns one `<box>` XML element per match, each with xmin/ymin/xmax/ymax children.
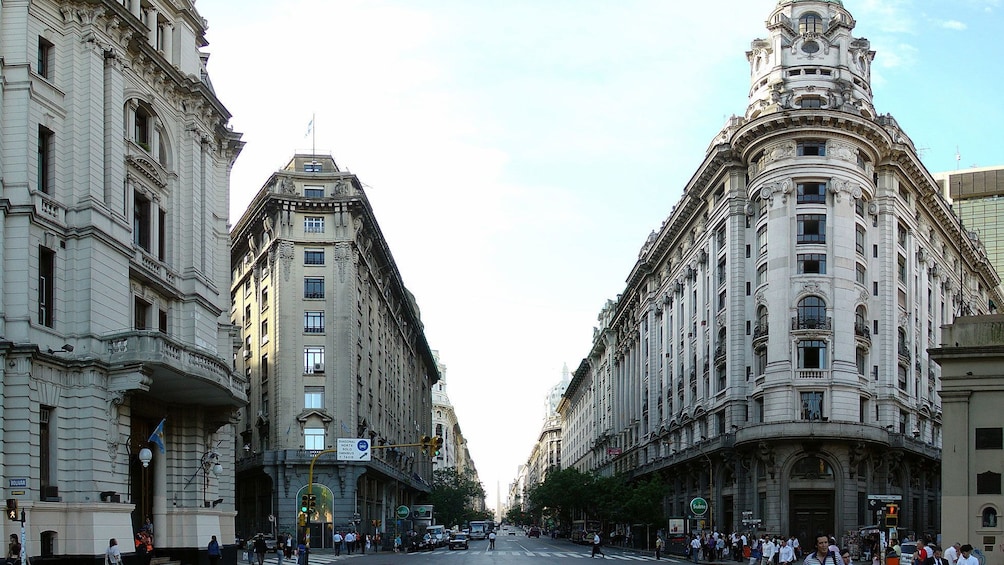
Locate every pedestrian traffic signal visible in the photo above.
<box><xmin>884</xmin><ymin>503</ymin><xmax>899</xmax><ymax>527</ymax></box>
<box><xmin>300</xmin><ymin>495</ymin><xmax>309</xmax><ymax>513</ymax></box>
<box><xmin>298</xmin><ymin>513</ymin><xmax>307</xmax><ymax>527</ymax></box>
<box><xmin>308</xmin><ymin>494</ymin><xmax>317</xmax><ymax>514</ymax></box>
<box><xmin>433</xmin><ymin>436</ymin><xmax>444</xmax><ymax>457</ymax></box>
<box><xmin>6</xmin><ymin>499</ymin><xmax>17</xmax><ymax>521</ymax></box>
<box><xmin>419</xmin><ymin>434</ymin><xmax>431</xmax><ymax>455</ymax></box>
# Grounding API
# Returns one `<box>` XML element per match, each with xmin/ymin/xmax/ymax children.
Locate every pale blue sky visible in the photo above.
<box><xmin>199</xmin><ymin>0</ymin><xmax>1003</xmax><ymax>514</ymax></box>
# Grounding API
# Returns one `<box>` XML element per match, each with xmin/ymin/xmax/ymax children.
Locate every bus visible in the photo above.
<box><xmin>469</xmin><ymin>521</ymin><xmax>487</xmax><ymax>540</ymax></box>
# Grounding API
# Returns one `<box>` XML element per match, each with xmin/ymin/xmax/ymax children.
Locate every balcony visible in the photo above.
<box><xmin>752</xmin><ymin>323</ymin><xmax>768</xmax><ymax>340</ymax></box>
<box><xmin>898</xmin><ymin>343</ymin><xmax>912</xmax><ymax>362</ymax></box>
<box><xmin>714</xmin><ymin>344</ymin><xmax>726</xmax><ymax>364</ymax></box>
<box><xmin>791</xmin><ymin>316</ymin><xmax>831</xmax><ymax>331</ymax></box>
<box><xmin>103</xmin><ymin>331</ymin><xmax>246</xmax><ymax>406</ymax></box>
<box><xmin>796</xmin><ymin>369</ymin><xmax>828</xmax><ymax>379</ymax></box>
<box><xmin>854</xmin><ymin>323</ymin><xmax>871</xmax><ymax>340</ymax></box>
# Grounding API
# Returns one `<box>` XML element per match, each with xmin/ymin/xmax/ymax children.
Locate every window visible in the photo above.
<box><xmin>244</xmin><ymin>305</ymin><xmax>251</xmax><ymax>327</ymax></box>
<box><xmin>856</xmin><ymin>347</ymin><xmax>867</xmax><ymax>376</ymax></box>
<box><xmin>134</xmin><ymin>191</ymin><xmax>152</xmax><ymax>251</ymax></box>
<box><xmin>797</xmin><ymin>140</ymin><xmax>826</xmax><ymax>156</ymax></box>
<box><xmin>856</xmin><ymin>263</ymin><xmax>867</xmax><ymax>285</ymax></box>
<box><xmin>800</xmin><ymin>97</ymin><xmax>823</xmax><ymax>109</ymax></box>
<box><xmin>40</xmin><ymin>406</ymin><xmax>52</xmax><ymax>489</ymax></box>
<box><xmin>304</xmin><ymin>428</ymin><xmax>325</xmax><ymax>450</ymax></box>
<box><xmin>304</xmin><ymin>217</ymin><xmax>324</xmax><ymax>233</ymax></box>
<box><xmin>856</xmin><ymin>225</ymin><xmax>866</xmax><ymax>255</ymax></box>
<box><xmin>260</xmin><ymin>287</ymin><xmax>269</xmax><ymax>311</ymax></box>
<box><xmin>797</xmin><ymin>296</ymin><xmax>827</xmax><ymax>328</ymax></box>
<box><xmin>755</xmin><ymin>347</ymin><xmax>767</xmax><ymax>377</ymax></box>
<box><xmin>976</xmin><ymin>428</ymin><xmax>1003</xmax><ymax>450</ymax></box>
<box><xmin>134</xmin><ymin>297</ymin><xmax>151</xmax><ymax>330</ymax></box>
<box><xmin>37</xmin><ymin>126</ymin><xmax>54</xmax><ymax>194</ymax></box>
<box><xmin>756</xmin><ymin>263</ymin><xmax>767</xmax><ymax>286</ymax></box>
<box><xmin>39</xmin><ymin>246</ymin><xmax>55</xmax><ymax>327</ymax></box>
<box><xmin>977</xmin><ymin>472</ymin><xmax>1002</xmax><ymax>495</ymax></box>
<box><xmin>304</xmin><ymin>162</ymin><xmax>322</xmax><ymax>173</ymax></box>
<box><xmin>797</xmin><ymin>214</ymin><xmax>826</xmax><ymax>243</ymax></box>
<box><xmin>797</xmin><ymin>182</ymin><xmax>826</xmax><ymax>203</ymax></box>
<box><xmin>304</xmin><ymin>249</ymin><xmax>324</xmax><ymax>265</ymax></box>
<box><xmin>798</xmin><ymin>340</ymin><xmax>827</xmax><ymax>369</ymax></box>
<box><xmin>984</xmin><ymin>508</ymin><xmax>999</xmax><ymax>528</ymax></box>
<box><xmin>304</xmin><ymin>386</ymin><xmax>324</xmax><ymax>409</ymax></box>
<box><xmin>757</xmin><ymin>225</ymin><xmax>768</xmax><ymax>256</ymax></box>
<box><xmin>898</xmin><ymin>255</ymin><xmax>907</xmax><ymax>282</ymax></box>
<box><xmin>134</xmin><ymin>106</ymin><xmax>151</xmax><ymax>149</ymax></box>
<box><xmin>897</xmin><ymin>222</ymin><xmax>908</xmax><ymax>247</ymax></box>
<box><xmin>799</xmin><ymin>13</ymin><xmax>823</xmax><ymax>34</ymax></box>
<box><xmin>304</xmin><ymin>346</ymin><xmax>324</xmax><ymax>373</ymax></box>
<box><xmin>304</xmin><ymin>277</ymin><xmax>324</xmax><ymax>299</ymax></box>
<box><xmin>260</xmin><ymin>319</ymin><xmax>268</xmax><ymax>344</ymax></box>
<box><xmin>797</xmin><ymin>253</ymin><xmax>826</xmax><ymax>274</ymax></box>
<box><xmin>801</xmin><ymin>391</ymin><xmax>824</xmax><ymax>420</ymax></box>
<box><xmin>158</xmin><ymin>309</ymin><xmax>168</xmax><ymax>333</ymax></box>
<box><xmin>304</xmin><ymin>311</ymin><xmax>325</xmax><ymax>333</ymax></box>
<box><xmin>261</xmin><ymin>354</ymin><xmax>269</xmax><ymax>384</ymax></box>
<box><xmin>37</xmin><ymin>37</ymin><xmax>54</xmax><ymax>80</ymax></box>
<box><xmin>304</xmin><ymin>185</ymin><xmax>324</xmax><ymax>198</ymax></box>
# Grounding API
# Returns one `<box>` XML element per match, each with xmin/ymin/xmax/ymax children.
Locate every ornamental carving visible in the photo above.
<box><xmin>767</xmin><ymin>142</ymin><xmax>795</xmax><ymax>164</ymax></box>
<box><xmin>334</xmin><ymin>242</ymin><xmax>352</xmax><ymax>283</ymax></box>
<box><xmin>760</xmin><ymin>178</ymin><xmax>793</xmax><ymax>205</ymax></box>
<box><xmin>830</xmin><ymin>141</ymin><xmax>858</xmax><ymax>164</ymax></box>
<box><xmin>280</xmin><ymin>177</ymin><xmax>296</xmax><ymax>195</ymax></box>
<box><xmin>279</xmin><ymin>241</ymin><xmax>294</xmax><ymax>281</ymax></box>
<box><xmin>829</xmin><ymin>178</ymin><xmax>863</xmax><ymax>203</ymax></box>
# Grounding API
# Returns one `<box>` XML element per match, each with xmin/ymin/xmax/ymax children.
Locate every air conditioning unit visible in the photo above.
<box><xmin>313</xmin><ymin>363</ymin><xmax>324</xmax><ymax>373</ymax></box>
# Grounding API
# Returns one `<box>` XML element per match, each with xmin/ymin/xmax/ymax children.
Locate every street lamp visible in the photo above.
<box><xmin>138</xmin><ymin>447</ymin><xmax>153</xmax><ymax>468</ymax></box>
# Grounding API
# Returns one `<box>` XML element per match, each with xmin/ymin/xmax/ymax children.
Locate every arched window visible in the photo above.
<box><xmin>983</xmin><ymin>507</ymin><xmax>998</xmax><ymax>528</ymax></box>
<box><xmin>790</xmin><ymin>455</ymin><xmax>833</xmax><ymax>479</ymax></box>
<box><xmin>799</xmin><ymin>13</ymin><xmax>823</xmax><ymax>34</ymax></box>
<box><xmin>756</xmin><ymin>306</ymin><xmax>769</xmax><ymax>337</ymax></box>
<box><xmin>855</xmin><ymin>306</ymin><xmax>867</xmax><ymax>333</ymax></box>
<box><xmin>797</xmin><ymin>296</ymin><xmax>827</xmax><ymax>328</ymax></box>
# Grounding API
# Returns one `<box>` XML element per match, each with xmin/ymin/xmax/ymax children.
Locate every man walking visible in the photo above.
<box><xmin>656</xmin><ymin>535</ymin><xmax>664</xmax><ymax>560</ymax></box>
<box><xmin>592</xmin><ymin>533</ymin><xmax>606</xmax><ymax>558</ymax></box>
<box><xmin>804</xmin><ymin>534</ymin><xmax>840</xmax><ymax>565</ymax></box>
<box><xmin>488</xmin><ymin>531</ymin><xmax>497</xmax><ymax>551</ymax></box>
<box><xmin>332</xmin><ymin>531</ymin><xmax>342</xmax><ymax>556</ymax></box>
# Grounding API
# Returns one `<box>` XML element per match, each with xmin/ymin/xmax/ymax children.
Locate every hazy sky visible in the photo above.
<box><xmin>198</xmin><ymin>0</ymin><xmax>1003</xmax><ymax>514</ymax></box>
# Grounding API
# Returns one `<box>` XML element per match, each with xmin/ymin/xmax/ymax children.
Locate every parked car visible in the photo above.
<box><xmin>898</xmin><ymin>541</ymin><xmax>917</xmax><ymax>561</ymax></box>
<box><xmin>527</xmin><ymin>526</ymin><xmax>541</xmax><ymax>538</ymax></box>
<box><xmin>448</xmin><ymin>533</ymin><xmax>469</xmax><ymax>550</ymax></box>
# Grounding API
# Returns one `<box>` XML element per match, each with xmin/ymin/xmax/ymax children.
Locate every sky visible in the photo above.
<box><xmin>197</xmin><ymin>0</ymin><xmax>1004</xmax><ymax>514</ymax></box>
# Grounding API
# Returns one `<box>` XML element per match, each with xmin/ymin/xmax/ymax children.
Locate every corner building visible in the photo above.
<box><xmin>562</xmin><ymin>0</ymin><xmax>1003</xmax><ymax>544</ymax></box>
<box><xmin>230</xmin><ymin>155</ymin><xmax>439</xmax><ymax>546</ymax></box>
<box><xmin>1</xmin><ymin>0</ymin><xmax>244</xmax><ymax>562</ymax></box>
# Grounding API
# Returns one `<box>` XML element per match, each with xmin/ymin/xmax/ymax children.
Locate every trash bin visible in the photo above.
<box><xmin>887</xmin><ymin>557</ymin><xmax>899</xmax><ymax>565</ymax></box>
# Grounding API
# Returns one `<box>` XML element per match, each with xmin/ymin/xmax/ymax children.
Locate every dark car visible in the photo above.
<box><xmin>448</xmin><ymin>533</ymin><xmax>469</xmax><ymax>550</ymax></box>
<box><xmin>528</xmin><ymin>527</ymin><xmax>541</xmax><ymax>538</ymax></box>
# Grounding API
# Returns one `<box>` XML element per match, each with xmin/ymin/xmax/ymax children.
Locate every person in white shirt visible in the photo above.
<box><xmin>778</xmin><ymin>539</ymin><xmax>795</xmax><ymax>565</ymax></box>
<box><xmin>762</xmin><ymin>537</ymin><xmax>777</xmax><ymax>565</ymax></box>
<box><xmin>955</xmin><ymin>545</ymin><xmax>979</xmax><ymax>565</ymax></box>
<box><xmin>943</xmin><ymin>543</ymin><xmax>961</xmax><ymax>565</ymax></box>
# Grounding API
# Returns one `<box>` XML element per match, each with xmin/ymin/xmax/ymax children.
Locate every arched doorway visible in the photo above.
<box><xmin>788</xmin><ymin>454</ymin><xmax>835</xmax><ymax>548</ymax></box>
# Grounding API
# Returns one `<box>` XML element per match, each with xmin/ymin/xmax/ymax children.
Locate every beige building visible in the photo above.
<box><xmin>0</xmin><ymin>0</ymin><xmax>244</xmax><ymax>562</ymax></box>
<box><xmin>229</xmin><ymin>154</ymin><xmax>440</xmax><ymax>545</ymax></box>
<box><xmin>559</xmin><ymin>0</ymin><xmax>1002</xmax><ymax>543</ymax></box>
<box><xmin>930</xmin><ymin>316</ymin><xmax>1004</xmax><ymax>565</ymax></box>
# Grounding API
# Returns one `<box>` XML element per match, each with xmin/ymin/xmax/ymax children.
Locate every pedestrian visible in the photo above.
<box><xmin>105</xmin><ymin>539</ymin><xmax>123</xmax><ymax>565</ymax></box>
<box><xmin>253</xmin><ymin>535</ymin><xmax>267</xmax><ymax>565</ymax></box>
<box><xmin>944</xmin><ymin>543</ymin><xmax>962</xmax><ymax>565</ymax></box>
<box><xmin>394</xmin><ymin>534</ymin><xmax>402</xmax><ymax>553</ymax></box>
<box><xmin>692</xmin><ymin>535</ymin><xmax>702</xmax><ymax>564</ymax></box>
<box><xmin>275</xmin><ymin>534</ymin><xmax>285</xmax><ymax>565</ymax></box>
<box><xmin>763</xmin><ymin>537</ymin><xmax>777</xmax><ymax>565</ymax></box>
<box><xmin>296</xmin><ymin>541</ymin><xmax>306</xmax><ymax>565</ymax></box>
<box><xmin>803</xmin><ymin>534</ymin><xmax>841</xmax><ymax>565</ymax></box>
<box><xmin>374</xmin><ymin>532</ymin><xmax>381</xmax><ymax>552</ymax></box>
<box><xmin>656</xmin><ymin>535</ymin><xmax>664</xmax><ymax>560</ymax></box>
<box><xmin>914</xmin><ymin>539</ymin><xmax>930</xmax><ymax>565</ymax></box>
<box><xmin>489</xmin><ymin>530</ymin><xmax>497</xmax><ymax>550</ymax></box>
<box><xmin>345</xmin><ymin>531</ymin><xmax>355</xmax><ymax>554</ymax></box>
<box><xmin>6</xmin><ymin>535</ymin><xmax>21</xmax><ymax>565</ymax></box>
<box><xmin>207</xmin><ymin>536</ymin><xmax>221</xmax><ymax>565</ymax></box>
<box><xmin>332</xmin><ymin>531</ymin><xmax>342</xmax><ymax>556</ymax></box>
<box><xmin>841</xmin><ymin>548</ymin><xmax>852</xmax><ymax>565</ymax></box>
<box><xmin>778</xmin><ymin>539</ymin><xmax>795</xmax><ymax>565</ymax></box>
<box><xmin>926</xmin><ymin>546</ymin><xmax>949</xmax><ymax>565</ymax></box>
<box><xmin>956</xmin><ymin>545</ymin><xmax>979</xmax><ymax>565</ymax></box>
<box><xmin>592</xmin><ymin>532</ymin><xmax>606</xmax><ymax>558</ymax></box>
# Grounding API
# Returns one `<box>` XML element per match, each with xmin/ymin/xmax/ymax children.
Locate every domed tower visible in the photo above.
<box><xmin>746</xmin><ymin>0</ymin><xmax>875</xmax><ymax>120</ymax></box>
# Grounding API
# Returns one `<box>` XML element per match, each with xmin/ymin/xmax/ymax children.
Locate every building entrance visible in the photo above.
<box><xmin>789</xmin><ymin>490</ymin><xmax>834</xmax><ymax>551</ymax></box>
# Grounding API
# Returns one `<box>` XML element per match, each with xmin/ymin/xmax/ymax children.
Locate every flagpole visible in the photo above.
<box><xmin>311</xmin><ymin>112</ymin><xmax>316</xmax><ymax>159</ymax></box>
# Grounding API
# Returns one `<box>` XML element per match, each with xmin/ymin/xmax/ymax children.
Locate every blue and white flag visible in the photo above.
<box><xmin>148</xmin><ymin>418</ymin><xmax>166</xmax><ymax>454</ymax></box>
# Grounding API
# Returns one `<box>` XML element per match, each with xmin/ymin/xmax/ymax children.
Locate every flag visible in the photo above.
<box><xmin>304</xmin><ymin>117</ymin><xmax>314</xmax><ymax>138</ymax></box>
<box><xmin>148</xmin><ymin>418</ymin><xmax>166</xmax><ymax>454</ymax></box>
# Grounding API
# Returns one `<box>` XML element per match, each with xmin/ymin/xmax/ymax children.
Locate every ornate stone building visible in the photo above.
<box><xmin>229</xmin><ymin>154</ymin><xmax>440</xmax><ymax>546</ymax></box>
<box><xmin>560</xmin><ymin>0</ymin><xmax>1002</xmax><ymax>544</ymax></box>
<box><xmin>0</xmin><ymin>0</ymin><xmax>244</xmax><ymax>562</ymax></box>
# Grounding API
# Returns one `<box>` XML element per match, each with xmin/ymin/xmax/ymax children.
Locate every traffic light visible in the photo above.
<box><xmin>6</xmin><ymin>499</ymin><xmax>17</xmax><ymax>521</ymax></box>
<box><xmin>298</xmin><ymin>513</ymin><xmax>307</xmax><ymax>527</ymax></box>
<box><xmin>300</xmin><ymin>495</ymin><xmax>309</xmax><ymax>513</ymax></box>
<box><xmin>884</xmin><ymin>503</ymin><xmax>899</xmax><ymax>527</ymax></box>
<box><xmin>308</xmin><ymin>494</ymin><xmax>317</xmax><ymax>514</ymax></box>
<box><xmin>419</xmin><ymin>434</ymin><xmax>430</xmax><ymax>455</ymax></box>
<box><xmin>433</xmin><ymin>436</ymin><xmax>444</xmax><ymax>457</ymax></box>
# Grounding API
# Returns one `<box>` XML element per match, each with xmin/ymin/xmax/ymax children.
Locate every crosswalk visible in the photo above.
<box><xmin>405</xmin><ymin>549</ymin><xmax>657</xmax><ymax>560</ymax></box>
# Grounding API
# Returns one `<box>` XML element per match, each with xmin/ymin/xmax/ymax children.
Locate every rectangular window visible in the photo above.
<box><xmin>304</xmin><ymin>162</ymin><xmax>322</xmax><ymax>173</ymax></box>
<box><xmin>134</xmin><ymin>191</ymin><xmax>152</xmax><ymax>251</ymax></box>
<box><xmin>797</xmin><ymin>214</ymin><xmax>826</xmax><ymax>243</ymax></box>
<box><xmin>797</xmin><ymin>253</ymin><xmax>827</xmax><ymax>274</ymax></box>
<box><xmin>39</xmin><ymin>246</ymin><xmax>55</xmax><ymax>327</ymax></box>
<box><xmin>976</xmin><ymin>428</ymin><xmax>1003</xmax><ymax>450</ymax></box>
<box><xmin>898</xmin><ymin>223</ymin><xmax>908</xmax><ymax>247</ymax></box>
<box><xmin>305</xmin><ymin>386</ymin><xmax>324</xmax><ymax>409</ymax></box>
<box><xmin>260</xmin><ymin>287</ymin><xmax>269</xmax><ymax>311</ymax></box>
<box><xmin>304</xmin><ymin>346</ymin><xmax>325</xmax><ymax>374</ymax></box>
<box><xmin>260</xmin><ymin>319</ymin><xmax>269</xmax><ymax>345</ymax></box>
<box><xmin>976</xmin><ymin>472</ymin><xmax>1002</xmax><ymax>495</ymax></box>
<box><xmin>261</xmin><ymin>354</ymin><xmax>269</xmax><ymax>384</ymax></box>
<box><xmin>304</xmin><ymin>428</ymin><xmax>325</xmax><ymax>450</ymax></box>
<box><xmin>798</xmin><ymin>340</ymin><xmax>827</xmax><ymax>369</ymax></box>
<box><xmin>304</xmin><ymin>216</ymin><xmax>325</xmax><ymax>233</ymax></box>
<box><xmin>757</xmin><ymin>225</ymin><xmax>768</xmax><ymax>256</ymax></box>
<box><xmin>304</xmin><ymin>277</ymin><xmax>325</xmax><ymax>299</ymax></box>
<box><xmin>756</xmin><ymin>263</ymin><xmax>767</xmax><ymax>286</ymax></box>
<box><xmin>797</xmin><ymin>140</ymin><xmax>826</xmax><ymax>156</ymax></box>
<box><xmin>158</xmin><ymin>208</ymin><xmax>166</xmax><ymax>261</ymax></box>
<box><xmin>304</xmin><ymin>311</ymin><xmax>325</xmax><ymax>333</ymax></box>
<box><xmin>303</xmin><ymin>185</ymin><xmax>325</xmax><ymax>198</ymax></box>
<box><xmin>37</xmin><ymin>126</ymin><xmax>54</xmax><ymax>194</ymax></box>
<box><xmin>801</xmin><ymin>391</ymin><xmax>824</xmax><ymax>420</ymax></box>
<box><xmin>800</xmin><ymin>97</ymin><xmax>822</xmax><ymax>109</ymax></box>
<box><xmin>158</xmin><ymin>309</ymin><xmax>168</xmax><ymax>333</ymax></box>
<box><xmin>304</xmin><ymin>249</ymin><xmax>324</xmax><ymax>265</ymax></box>
<box><xmin>40</xmin><ymin>406</ymin><xmax>52</xmax><ymax>489</ymax></box>
<box><xmin>856</xmin><ymin>225</ymin><xmax>866</xmax><ymax>255</ymax></box>
<box><xmin>898</xmin><ymin>255</ymin><xmax>907</xmax><ymax>282</ymax></box>
<box><xmin>797</xmin><ymin>182</ymin><xmax>827</xmax><ymax>204</ymax></box>
<box><xmin>856</xmin><ymin>263</ymin><xmax>866</xmax><ymax>285</ymax></box>
<box><xmin>134</xmin><ymin>297</ymin><xmax>151</xmax><ymax>330</ymax></box>
<box><xmin>37</xmin><ymin>37</ymin><xmax>54</xmax><ymax>79</ymax></box>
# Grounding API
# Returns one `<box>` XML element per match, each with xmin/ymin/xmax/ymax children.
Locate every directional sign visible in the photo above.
<box><xmin>867</xmin><ymin>494</ymin><xmax>902</xmax><ymax>500</ymax></box>
<box><xmin>336</xmin><ymin>438</ymin><xmax>371</xmax><ymax>461</ymax></box>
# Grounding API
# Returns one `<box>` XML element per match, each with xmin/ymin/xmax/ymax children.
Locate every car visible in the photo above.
<box><xmin>448</xmin><ymin>533</ymin><xmax>469</xmax><ymax>550</ymax></box>
<box><xmin>898</xmin><ymin>541</ymin><xmax>917</xmax><ymax>562</ymax></box>
<box><xmin>508</xmin><ymin>529</ymin><xmax>517</xmax><ymax>536</ymax></box>
<box><xmin>528</xmin><ymin>527</ymin><xmax>541</xmax><ymax>538</ymax></box>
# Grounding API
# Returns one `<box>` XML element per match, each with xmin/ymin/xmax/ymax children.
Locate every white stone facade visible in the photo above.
<box><xmin>1</xmin><ymin>0</ymin><xmax>244</xmax><ymax>561</ymax></box>
<box><xmin>559</xmin><ymin>0</ymin><xmax>1002</xmax><ymax>542</ymax></box>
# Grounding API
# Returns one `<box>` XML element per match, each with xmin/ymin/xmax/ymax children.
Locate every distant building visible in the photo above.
<box><xmin>229</xmin><ymin>154</ymin><xmax>439</xmax><ymax>542</ymax></box>
<box><xmin>559</xmin><ymin>0</ymin><xmax>1002</xmax><ymax>542</ymax></box>
<box><xmin>0</xmin><ymin>0</ymin><xmax>244</xmax><ymax>561</ymax></box>
<box><xmin>431</xmin><ymin>351</ymin><xmax>483</xmax><ymax>500</ymax></box>
<box><xmin>929</xmin><ymin>316</ymin><xmax>1004</xmax><ymax>564</ymax></box>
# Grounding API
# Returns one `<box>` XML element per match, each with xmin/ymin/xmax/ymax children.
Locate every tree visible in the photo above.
<box><xmin>427</xmin><ymin>467</ymin><xmax>486</xmax><ymax>528</ymax></box>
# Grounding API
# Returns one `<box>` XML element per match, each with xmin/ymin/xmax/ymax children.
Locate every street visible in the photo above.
<box><xmin>286</xmin><ymin>535</ymin><xmax>676</xmax><ymax>564</ymax></box>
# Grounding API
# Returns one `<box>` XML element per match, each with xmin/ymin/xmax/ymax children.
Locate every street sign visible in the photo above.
<box><xmin>7</xmin><ymin>479</ymin><xmax>26</xmax><ymax>489</ymax></box>
<box><xmin>866</xmin><ymin>494</ymin><xmax>902</xmax><ymax>500</ymax></box>
<box><xmin>396</xmin><ymin>505</ymin><xmax>410</xmax><ymax>519</ymax></box>
<box><xmin>690</xmin><ymin>497</ymin><xmax>708</xmax><ymax>516</ymax></box>
<box><xmin>336</xmin><ymin>438</ymin><xmax>371</xmax><ymax>461</ymax></box>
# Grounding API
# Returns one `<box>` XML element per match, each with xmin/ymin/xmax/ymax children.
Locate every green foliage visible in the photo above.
<box><xmin>427</xmin><ymin>467</ymin><xmax>487</xmax><ymax>527</ymax></box>
<box><xmin>527</xmin><ymin>468</ymin><xmax>666</xmax><ymax>528</ymax></box>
